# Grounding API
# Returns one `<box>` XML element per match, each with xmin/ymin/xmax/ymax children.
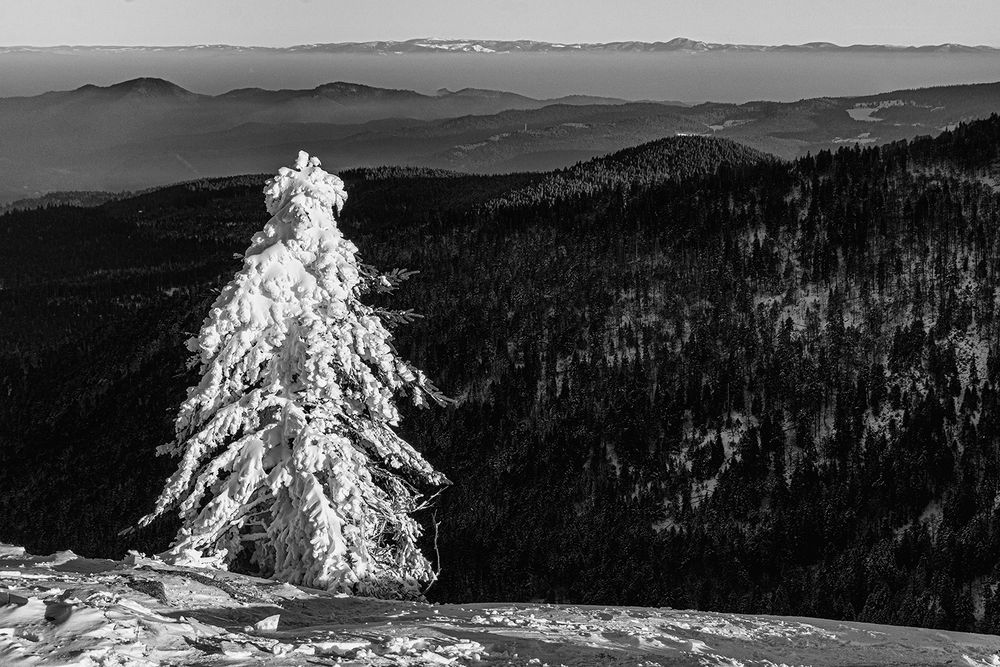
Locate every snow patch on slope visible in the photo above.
<box><xmin>6</xmin><ymin>544</ymin><xmax>1000</xmax><ymax>665</ymax></box>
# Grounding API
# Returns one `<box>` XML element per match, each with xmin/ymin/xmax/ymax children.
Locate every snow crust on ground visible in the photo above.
<box><xmin>3</xmin><ymin>544</ymin><xmax>1000</xmax><ymax>666</ymax></box>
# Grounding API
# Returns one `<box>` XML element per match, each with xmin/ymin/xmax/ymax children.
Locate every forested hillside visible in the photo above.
<box><xmin>3</xmin><ymin>121</ymin><xmax>1000</xmax><ymax>631</ymax></box>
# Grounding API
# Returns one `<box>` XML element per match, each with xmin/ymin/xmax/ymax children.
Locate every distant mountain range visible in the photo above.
<box><xmin>4</xmin><ymin>38</ymin><xmax>1000</xmax><ymax>54</ymax></box>
<box><xmin>8</xmin><ymin>77</ymin><xmax>625</xmax><ymax>109</ymax></box>
<box><xmin>2</xmin><ymin>77</ymin><xmax>1000</xmax><ymax>203</ymax></box>
<box><xmin>0</xmin><ymin>77</ymin><xmax>630</xmax><ymax>201</ymax></box>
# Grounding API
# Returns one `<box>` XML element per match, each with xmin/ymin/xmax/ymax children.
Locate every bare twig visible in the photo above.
<box><xmin>423</xmin><ymin>510</ymin><xmax>443</xmax><ymax>596</ymax></box>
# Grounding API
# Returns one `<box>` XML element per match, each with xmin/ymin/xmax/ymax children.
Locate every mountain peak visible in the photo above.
<box><xmin>311</xmin><ymin>81</ymin><xmax>417</xmax><ymax>97</ymax></box>
<box><xmin>76</xmin><ymin>77</ymin><xmax>195</xmax><ymax>98</ymax></box>
<box><xmin>663</xmin><ymin>37</ymin><xmax>711</xmax><ymax>49</ymax></box>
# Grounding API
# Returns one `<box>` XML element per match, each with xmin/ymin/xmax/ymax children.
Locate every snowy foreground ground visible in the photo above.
<box><xmin>4</xmin><ymin>545</ymin><xmax>1000</xmax><ymax>666</ymax></box>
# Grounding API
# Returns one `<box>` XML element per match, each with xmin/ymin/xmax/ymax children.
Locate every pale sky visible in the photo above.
<box><xmin>3</xmin><ymin>0</ymin><xmax>999</xmax><ymax>48</ymax></box>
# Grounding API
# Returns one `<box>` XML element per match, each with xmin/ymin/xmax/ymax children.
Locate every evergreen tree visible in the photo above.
<box><xmin>137</xmin><ymin>152</ymin><xmax>448</xmax><ymax>597</ymax></box>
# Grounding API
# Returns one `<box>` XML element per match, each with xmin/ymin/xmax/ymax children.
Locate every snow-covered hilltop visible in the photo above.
<box><xmin>3</xmin><ymin>543</ymin><xmax>1000</xmax><ymax>666</ymax></box>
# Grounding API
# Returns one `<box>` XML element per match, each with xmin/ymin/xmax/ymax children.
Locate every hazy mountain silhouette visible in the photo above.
<box><xmin>2</xmin><ymin>78</ymin><xmax>1000</xmax><ymax>202</ymax></box>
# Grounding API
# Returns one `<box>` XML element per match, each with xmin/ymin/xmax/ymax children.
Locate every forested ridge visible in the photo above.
<box><xmin>3</xmin><ymin>118</ymin><xmax>1000</xmax><ymax>630</ymax></box>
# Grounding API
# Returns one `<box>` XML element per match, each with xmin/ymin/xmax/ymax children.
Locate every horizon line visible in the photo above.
<box><xmin>3</xmin><ymin>37</ymin><xmax>1000</xmax><ymax>50</ymax></box>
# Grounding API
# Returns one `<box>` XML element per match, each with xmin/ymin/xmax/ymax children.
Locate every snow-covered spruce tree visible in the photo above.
<box><xmin>137</xmin><ymin>151</ymin><xmax>448</xmax><ymax>597</ymax></box>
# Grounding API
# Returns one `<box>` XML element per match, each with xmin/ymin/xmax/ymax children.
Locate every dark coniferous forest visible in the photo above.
<box><xmin>4</xmin><ymin>118</ymin><xmax>1000</xmax><ymax>632</ymax></box>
